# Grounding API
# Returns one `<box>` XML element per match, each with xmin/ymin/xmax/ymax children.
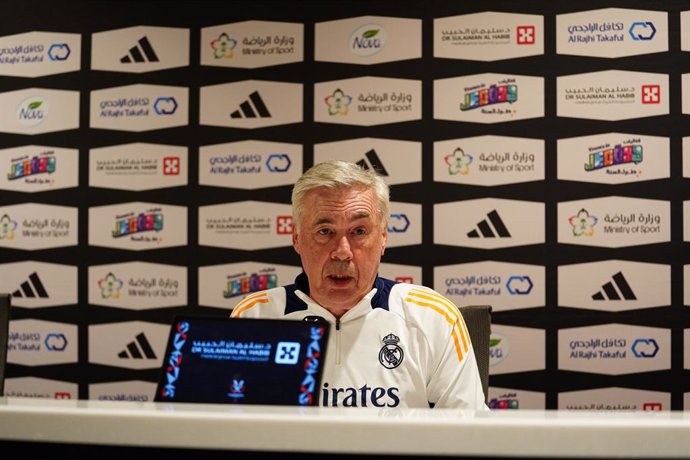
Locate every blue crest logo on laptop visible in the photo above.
<box><xmin>275</xmin><ymin>341</ymin><xmax>301</xmax><ymax>365</ymax></box>
<box><xmin>228</xmin><ymin>379</ymin><xmax>246</xmax><ymax>399</ymax></box>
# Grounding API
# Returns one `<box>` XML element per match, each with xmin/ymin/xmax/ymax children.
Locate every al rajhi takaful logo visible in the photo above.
<box><xmin>17</xmin><ymin>96</ymin><xmax>48</xmax><ymax>126</ymax></box>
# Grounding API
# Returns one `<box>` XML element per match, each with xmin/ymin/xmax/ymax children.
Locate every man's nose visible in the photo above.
<box><xmin>331</xmin><ymin>235</ymin><xmax>353</xmax><ymax>260</ymax></box>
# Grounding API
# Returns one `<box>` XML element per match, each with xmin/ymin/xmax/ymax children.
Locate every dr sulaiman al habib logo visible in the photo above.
<box><xmin>17</xmin><ymin>97</ymin><xmax>48</xmax><ymax>126</ymax></box>
<box><xmin>350</xmin><ymin>24</ymin><xmax>386</xmax><ymax>56</ymax></box>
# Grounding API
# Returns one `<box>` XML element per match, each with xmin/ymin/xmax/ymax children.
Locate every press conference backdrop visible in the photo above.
<box><xmin>0</xmin><ymin>0</ymin><xmax>688</xmax><ymax>411</ymax></box>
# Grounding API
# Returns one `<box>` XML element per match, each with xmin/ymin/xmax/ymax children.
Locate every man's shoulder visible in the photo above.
<box><xmin>229</xmin><ymin>285</ymin><xmax>288</xmax><ymax>318</ymax></box>
<box><xmin>387</xmin><ymin>282</ymin><xmax>462</xmax><ymax>327</ymax></box>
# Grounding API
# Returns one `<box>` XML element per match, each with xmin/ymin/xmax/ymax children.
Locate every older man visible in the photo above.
<box><xmin>231</xmin><ymin>160</ymin><xmax>487</xmax><ymax>409</ymax></box>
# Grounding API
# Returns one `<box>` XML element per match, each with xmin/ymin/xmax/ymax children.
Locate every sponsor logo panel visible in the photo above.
<box><xmin>434</xmin><ymin>73</ymin><xmax>544</xmax><ymax>124</ymax></box>
<box><xmin>559</xmin><ymin>387</ymin><xmax>670</xmax><ymax>411</ymax></box>
<box><xmin>198</xmin><ymin>201</ymin><xmax>293</xmax><ymax>250</ymax></box>
<box><xmin>434</xmin><ymin>135</ymin><xmax>544</xmax><ymax>186</ymax></box>
<box><xmin>90</xmin><ymin>84</ymin><xmax>188</xmax><ymax>132</ymax></box>
<box><xmin>557</xmin><ymin>133</ymin><xmax>669</xmax><ymax>184</ymax></box>
<box><xmin>0</xmin><ymin>145</ymin><xmax>78</xmax><ymax>192</ymax></box>
<box><xmin>314</xmin><ymin>137</ymin><xmax>421</xmax><ymax>186</ymax></box>
<box><xmin>88</xmin><ymin>380</ymin><xmax>157</xmax><ymax>402</ymax></box>
<box><xmin>200</xmin><ymin>80</ymin><xmax>302</xmax><ymax>129</ymax></box>
<box><xmin>387</xmin><ymin>202</ymin><xmax>422</xmax><ymax>248</ymax></box>
<box><xmin>686</xmin><ymin>202</ymin><xmax>690</xmax><ymax>242</ymax></box>
<box><xmin>556</xmin><ymin>8</ymin><xmax>668</xmax><ymax>58</ymax></box>
<box><xmin>314</xmin><ymin>77</ymin><xmax>421</xmax><ymax>126</ymax></box>
<box><xmin>0</xmin><ymin>31</ymin><xmax>81</xmax><ymax>77</ymax></box>
<box><xmin>683</xmin><ymin>137</ymin><xmax>690</xmax><ymax>178</ymax></box>
<box><xmin>88</xmin><ymin>202</ymin><xmax>187</xmax><ymax>251</ymax></box>
<box><xmin>489</xmin><ymin>325</ymin><xmax>545</xmax><ymax>375</ymax></box>
<box><xmin>680</xmin><ymin>74</ymin><xmax>690</xmax><ymax>115</ymax></box>
<box><xmin>0</xmin><ymin>261</ymin><xmax>76</xmax><ymax>308</ymax></box>
<box><xmin>198</xmin><ymin>261</ymin><xmax>302</xmax><ymax>309</ymax></box>
<box><xmin>557</xmin><ymin>70</ymin><xmax>669</xmax><ymax>121</ymax></box>
<box><xmin>88</xmin><ymin>321</ymin><xmax>169</xmax><ymax>370</ymax></box>
<box><xmin>685</xmin><ymin>266</ymin><xmax>690</xmax><ymax>307</ymax></box>
<box><xmin>0</xmin><ymin>88</ymin><xmax>79</xmax><ymax>135</ymax></box>
<box><xmin>88</xmin><ymin>262</ymin><xmax>187</xmax><ymax>309</ymax></box>
<box><xmin>91</xmin><ymin>26</ymin><xmax>189</xmax><ymax>73</ymax></box>
<box><xmin>682</xmin><ymin>11</ymin><xmax>690</xmax><ymax>52</ymax></box>
<box><xmin>0</xmin><ymin>203</ymin><xmax>77</xmax><ymax>250</ymax></box>
<box><xmin>4</xmin><ymin>377</ymin><xmax>78</xmax><ymax>399</ymax></box>
<box><xmin>434</xmin><ymin>198</ymin><xmax>545</xmax><ymax>249</ymax></box>
<box><xmin>7</xmin><ymin>319</ymin><xmax>78</xmax><ymax>365</ymax></box>
<box><xmin>557</xmin><ymin>196</ymin><xmax>670</xmax><ymax>248</ymax></box>
<box><xmin>685</xmin><ymin>329</ymin><xmax>690</xmax><ymax>370</ymax></box>
<box><xmin>89</xmin><ymin>143</ymin><xmax>188</xmax><ymax>191</ymax></box>
<box><xmin>315</xmin><ymin>16</ymin><xmax>421</xmax><ymax>65</ymax></box>
<box><xmin>378</xmin><ymin>262</ymin><xmax>422</xmax><ymax>286</ymax></box>
<box><xmin>559</xmin><ymin>324</ymin><xmax>671</xmax><ymax>374</ymax></box>
<box><xmin>435</xmin><ymin>261</ymin><xmax>544</xmax><ymax>311</ymax></box>
<box><xmin>434</xmin><ymin>12</ymin><xmax>544</xmax><ymax>61</ymax></box>
<box><xmin>558</xmin><ymin>260</ymin><xmax>670</xmax><ymax>311</ymax></box>
<box><xmin>199</xmin><ymin>140</ymin><xmax>302</xmax><ymax>189</ymax></box>
<box><xmin>487</xmin><ymin>387</ymin><xmax>546</xmax><ymax>410</ymax></box>
<box><xmin>201</xmin><ymin>21</ymin><xmax>303</xmax><ymax>68</ymax></box>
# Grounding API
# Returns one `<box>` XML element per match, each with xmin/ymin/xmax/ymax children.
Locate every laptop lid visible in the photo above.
<box><xmin>154</xmin><ymin>315</ymin><xmax>329</xmax><ymax>406</ymax></box>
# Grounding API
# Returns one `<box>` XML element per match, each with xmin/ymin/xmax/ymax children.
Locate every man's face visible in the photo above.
<box><xmin>293</xmin><ymin>185</ymin><xmax>387</xmax><ymax>315</ymax></box>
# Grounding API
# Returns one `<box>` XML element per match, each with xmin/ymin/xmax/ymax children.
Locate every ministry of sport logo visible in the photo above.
<box><xmin>325</xmin><ymin>89</ymin><xmax>352</xmax><ymax>116</ymax></box>
<box><xmin>569</xmin><ymin>209</ymin><xmax>598</xmax><ymax>237</ymax></box>
<box><xmin>379</xmin><ymin>333</ymin><xmax>404</xmax><ymax>369</ymax></box>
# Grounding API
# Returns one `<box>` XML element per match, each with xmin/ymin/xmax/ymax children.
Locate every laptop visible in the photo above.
<box><xmin>154</xmin><ymin>315</ymin><xmax>329</xmax><ymax>406</ymax></box>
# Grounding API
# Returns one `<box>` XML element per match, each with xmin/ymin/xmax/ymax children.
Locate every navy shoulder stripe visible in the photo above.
<box><xmin>284</xmin><ymin>272</ymin><xmax>309</xmax><ymax>315</ymax></box>
<box><xmin>371</xmin><ymin>276</ymin><xmax>397</xmax><ymax>311</ymax></box>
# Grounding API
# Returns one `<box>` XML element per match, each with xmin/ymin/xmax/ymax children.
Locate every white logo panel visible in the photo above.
<box><xmin>557</xmin><ymin>8</ymin><xmax>668</xmax><ymax>58</ymax></box>
<box><xmin>314</xmin><ymin>138</ymin><xmax>421</xmax><ymax>186</ymax></box>
<box><xmin>0</xmin><ymin>31</ymin><xmax>81</xmax><ymax>77</ymax></box>
<box><xmin>201</xmin><ymin>21</ymin><xmax>303</xmax><ymax>69</ymax></box>
<box><xmin>435</xmin><ymin>261</ymin><xmax>545</xmax><ymax>312</ymax></box>
<box><xmin>90</xmin><ymin>143</ymin><xmax>188</xmax><ymax>191</ymax></box>
<box><xmin>0</xmin><ymin>203</ymin><xmax>77</xmax><ymax>250</ymax></box>
<box><xmin>557</xmin><ymin>133</ymin><xmax>669</xmax><ymax>184</ymax></box>
<box><xmin>487</xmin><ymin>387</ymin><xmax>545</xmax><ymax>410</ymax></box>
<box><xmin>387</xmin><ymin>202</ymin><xmax>422</xmax><ymax>248</ymax></box>
<box><xmin>199</xmin><ymin>261</ymin><xmax>302</xmax><ymax>309</ymax></box>
<box><xmin>490</xmin><ymin>325</ymin><xmax>545</xmax><ymax>375</ymax></box>
<box><xmin>199</xmin><ymin>140</ymin><xmax>302</xmax><ymax>189</ymax></box>
<box><xmin>557</xmin><ymin>71</ymin><xmax>669</xmax><ymax>121</ymax></box>
<box><xmin>89</xmin><ymin>262</ymin><xmax>187</xmax><ymax>309</ymax></box>
<box><xmin>557</xmin><ymin>196</ymin><xmax>670</xmax><ymax>248</ymax></box>
<box><xmin>89</xmin><ymin>380</ymin><xmax>157</xmax><ymax>402</ymax></box>
<box><xmin>199</xmin><ymin>201</ymin><xmax>293</xmax><ymax>250</ymax></box>
<box><xmin>680</xmin><ymin>74</ymin><xmax>690</xmax><ymax>115</ymax></box>
<box><xmin>8</xmin><ymin>319</ymin><xmax>78</xmax><ymax>366</ymax></box>
<box><xmin>0</xmin><ymin>145</ymin><xmax>78</xmax><ymax>192</ymax></box>
<box><xmin>683</xmin><ymin>137</ymin><xmax>690</xmax><ymax>178</ymax></box>
<box><xmin>4</xmin><ymin>377</ymin><xmax>78</xmax><ymax>399</ymax></box>
<box><xmin>558</xmin><ymin>260</ymin><xmax>670</xmax><ymax>311</ymax></box>
<box><xmin>88</xmin><ymin>321</ymin><xmax>168</xmax><ymax>370</ymax></box>
<box><xmin>434</xmin><ymin>135</ymin><xmax>544</xmax><ymax>186</ymax></box>
<box><xmin>686</xmin><ymin>201</ymin><xmax>690</xmax><ymax>242</ymax></box>
<box><xmin>559</xmin><ymin>324</ymin><xmax>670</xmax><ymax>375</ymax></box>
<box><xmin>91</xmin><ymin>26</ymin><xmax>189</xmax><ymax>73</ymax></box>
<box><xmin>434</xmin><ymin>198</ymin><xmax>545</xmax><ymax>249</ymax></box>
<box><xmin>314</xmin><ymin>77</ymin><xmax>421</xmax><ymax>126</ymax></box>
<box><xmin>559</xmin><ymin>387</ymin><xmax>670</xmax><ymax>411</ymax></box>
<box><xmin>0</xmin><ymin>88</ymin><xmax>79</xmax><ymax>134</ymax></box>
<box><xmin>434</xmin><ymin>73</ymin><xmax>544</xmax><ymax>123</ymax></box>
<box><xmin>90</xmin><ymin>84</ymin><xmax>188</xmax><ymax>131</ymax></box>
<box><xmin>685</xmin><ymin>266</ymin><xmax>690</xmax><ymax>307</ymax></box>
<box><xmin>378</xmin><ymin>262</ymin><xmax>423</xmax><ymax>286</ymax></box>
<box><xmin>686</xmin><ymin>329</ymin><xmax>690</xmax><ymax>370</ymax></box>
<box><xmin>434</xmin><ymin>12</ymin><xmax>544</xmax><ymax>61</ymax></box>
<box><xmin>88</xmin><ymin>202</ymin><xmax>187</xmax><ymax>251</ymax></box>
<box><xmin>682</xmin><ymin>11</ymin><xmax>690</xmax><ymax>52</ymax></box>
<box><xmin>315</xmin><ymin>16</ymin><xmax>421</xmax><ymax>65</ymax></box>
<box><xmin>0</xmin><ymin>261</ymin><xmax>76</xmax><ymax>308</ymax></box>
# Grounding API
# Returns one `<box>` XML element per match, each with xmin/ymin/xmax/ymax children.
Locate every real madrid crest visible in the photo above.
<box><xmin>379</xmin><ymin>333</ymin><xmax>404</xmax><ymax>369</ymax></box>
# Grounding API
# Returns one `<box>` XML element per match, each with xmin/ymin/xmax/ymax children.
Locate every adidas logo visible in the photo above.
<box><xmin>118</xmin><ymin>332</ymin><xmax>157</xmax><ymax>359</ymax></box>
<box><xmin>12</xmin><ymin>272</ymin><xmax>49</xmax><ymax>298</ymax></box>
<box><xmin>230</xmin><ymin>91</ymin><xmax>271</xmax><ymax>118</ymax></box>
<box><xmin>592</xmin><ymin>272</ymin><xmax>637</xmax><ymax>301</ymax></box>
<box><xmin>356</xmin><ymin>149</ymin><xmax>389</xmax><ymax>176</ymax></box>
<box><xmin>467</xmin><ymin>210</ymin><xmax>511</xmax><ymax>238</ymax></box>
<box><xmin>120</xmin><ymin>36</ymin><xmax>159</xmax><ymax>63</ymax></box>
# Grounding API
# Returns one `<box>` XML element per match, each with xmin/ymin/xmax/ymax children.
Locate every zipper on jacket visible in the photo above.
<box><xmin>335</xmin><ymin>318</ymin><xmax>341</xmax><ymax>365</ymax></box>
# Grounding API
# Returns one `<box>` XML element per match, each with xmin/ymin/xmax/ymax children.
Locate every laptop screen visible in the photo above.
<box><xmin>154</xmin><ymin>315</ymin><xmax>329</xmax><ymax>406</ymax></box>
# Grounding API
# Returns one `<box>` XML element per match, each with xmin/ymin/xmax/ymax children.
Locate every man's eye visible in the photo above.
<box><xmin>353</xmin><ymin>227</ymin><xmax>367</xmax><ymax>236</ymax></box>
<box><xmin>317</xmin><ymin>228</ymin><xmax>331</xmax><ymax>236</ymax></box>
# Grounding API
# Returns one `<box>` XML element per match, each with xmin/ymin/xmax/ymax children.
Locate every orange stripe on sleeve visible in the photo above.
<box><xmin>231</xmin><ymin>294</ymin><xmax>269</xmax><ymax>318</ymax></box>
<box><xmin>407</xmin><ymin>290</ymin><xmax>470</xmax><ymax>353</ymax></box>
<box><xmin>404</xmin><ymin>297</ymin><xmax>466</xmax><ymax>363</ymax></box>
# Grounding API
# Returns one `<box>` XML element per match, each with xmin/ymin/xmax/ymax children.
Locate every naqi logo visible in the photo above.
<box><xmin>276</xmin><ymin>215</ymin><xmax>293</xmax><ymax>235</ymax></box>
<box><xmin>223</xmin><ymin>271</ymin><xmax>278</xmax><ymax>298</ymax></box>
<box><xmin>445</xmin><ymin>148</ymin><xmax>473</xmax><ymax>175</ymax></box>
<box><xmin>112</xmin><ymin>209</ymin><xmax>164</xmax><ymax>239</ymax></box>
<box><xmin>350</xmin><ymin>24</ymin><xmax>386</xmax><ymax>57</ymax></box>
<box><xmin>153</xmin><ymin>97</ymin><xmax>177</xmax><ymax>115</ymax></box>
<box><xmin>325</xmin><ymin>89</ymin><xmax>352</xmax><ymax>116</ymax></box>
<box><xmin>48</xmin><ymin>43</ymin><xmax>71</xmax><ymax>61</ymax></box>
<box><xmin>98</xmin><ymin>272</ymin><xmax>124</xmax><ymax>299</ymax></box>
<box><xmin>8</xmin><ymin>153</ymin><xmax>56</xmax><ymax>181</ymax></box>
<box><xmin>516</xmin><ymin>26</ymin><xmax>536</xmax><ymax>45</ymax></box>
<box><xmin>585</xmin><ymin>143</ymin><xmax>642</xmax><ymax>172</ymax></box>
<box><xmin>0</xmin><ymin>214</ymin><xmax>18</xmax><ymax>240</ymax></box>
<box><xmin>211</xmin><ymin>32</ymin><xmax>237</xmax><ymax>59</ymax></box>
<box><xmin>489</xmin><ymin>333</ymin><xmax>509</xmax><ymax>366</ymax></box>
<box><xmin>569</xmin><ymin>209</ymin><xmax>598</xmax><ymax>237</ymax></box>
<box><xmin>16</xmin><ymin>97</ymin><xmax>48</xmax><ymax>126</ymax></box>
<box><xmin>460</xmin><ymin>80</ymin><xmax>517</xmax><ymax>111</ymax></box>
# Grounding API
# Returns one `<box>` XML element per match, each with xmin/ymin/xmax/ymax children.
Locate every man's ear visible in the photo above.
<box><xmin>292</xmin><ymin>226</ymin><xmax>300</xmax><ymax>254</ymax></box>
<box><xmin>381</xmin><ymin>225</ymin><xmax>388</xmax><ymax>256</ymax></box>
